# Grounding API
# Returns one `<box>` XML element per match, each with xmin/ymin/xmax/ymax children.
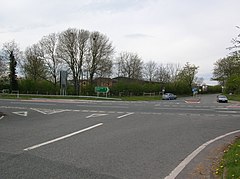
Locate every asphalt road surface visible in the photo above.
<box><xmin>0</xmin><ymin>94</ymin><xmax>240</xmax><ymax>179</ymax></box>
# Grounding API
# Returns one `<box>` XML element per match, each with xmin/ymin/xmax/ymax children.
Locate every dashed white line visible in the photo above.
<box><xmin>217</xmin><ymin>111</ymin><xmax>238</xmax><ymax>114</ymax></box>
<box><xmin>23</xmin><ymin>123</ymin><xmax>103</xmax><ymax>151</ymax></box>
<box><xmin>117</xmin><ymin>112</ymin><xmax>134</xmax><ymax>119</ymax></box>
<box><xmin>86</xmin><ymin>114</ymin><xmax>108</xmax><ymax>118</ymax></box>
<box><xmin>164</xmin><ymin>130</ymin><xmax>240</xmax><ymax>179</ymax></box>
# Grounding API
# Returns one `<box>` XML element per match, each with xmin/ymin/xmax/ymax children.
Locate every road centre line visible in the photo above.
<box><xmin>164</xmin><ymin>130</ymin><xmax>240</xmax><ymax>179</ymax></box>
<box><xmin>11</xmin><ymin>102</ymin><xmax>56</xmax><ymax>106</ymax></box>
<box><xmin>154</xmin><ymin>107</ymin><xmax>212</xmax><ymax>111</ymax></box>
<box><xmin>23</xmin><ymin>123</ymin><xmax>103</xmax><ymax>151</ymax></box>
<box><xmin>117</xmin><ymin>112</ymin><xmax>134</xmax><ymax>119</ymax></box>
<box><xmin>77</xmin><ymin>104</ymin><xmax>128</xmax><ymax>109</ymax></box>
<box><xmin>217</xmin><ymin>111</ymin><xmax>238</xmax><ymax>113</ymax></box>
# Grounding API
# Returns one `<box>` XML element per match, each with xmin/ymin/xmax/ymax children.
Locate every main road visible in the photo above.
<box><xmin>0</xmin><ymin>94</ymin><xmax>240</xmax><ymax>178</ymax></box>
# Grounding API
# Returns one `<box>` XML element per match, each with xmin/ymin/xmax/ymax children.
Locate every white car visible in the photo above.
<box><xmin>217</xmin><ymin>95</ymin><xmax>228</xmax><ymax>103</ymax></box>
<box><xmin>162</xmin><ymin>93</ymin><xmax>177</xmax><ymax>100</ymax></box>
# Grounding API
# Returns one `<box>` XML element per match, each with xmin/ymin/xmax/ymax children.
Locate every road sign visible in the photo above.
<box><xmin>95</xmin><ymin>86</ymin><xmax>109</xmax><ymax>93</ymax></box>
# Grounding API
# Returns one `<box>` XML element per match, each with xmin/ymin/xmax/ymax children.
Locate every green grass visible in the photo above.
<box><xmin>215</xmin><ymin>138</ymin><xmax>240</xmax><ymax>178</ymax></box>
<box><xmin>0</xmin><ymin>93</ymin><xmax>119</xmax><ymax>100</ymax></box>
<box><xmin>0</xmin><ymin>93</ymin><xmax>163</xmax><ymax>101</ymax></box>
<box><xmin>120</xmin><ymin>95</ymin><xmax>161</xmax><ymax>101</ymax></box>
<box><xmin>227</xmin><ymin>94</ymin><xmax>240</xmax><ymax>102</ymax></box>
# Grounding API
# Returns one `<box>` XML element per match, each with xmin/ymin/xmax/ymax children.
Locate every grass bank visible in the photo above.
<box><xmin>215</xmin><ymin>138</ymin><xmax>240</xmax><ymax>178</ymax></box>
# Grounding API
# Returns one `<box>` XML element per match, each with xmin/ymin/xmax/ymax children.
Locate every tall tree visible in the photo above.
<box><xmin>57</xmin><ymin>28</ymin><xmax>90</xmax><ymax>95</ymax></box>
<box><xmin>155</xmin><ymin>63</ymin><xmax>170</xmax><ymax>83</ymax></box>
<box><xmin>2</xmin><ymin>41</ymin><xmax>22</xmax><ymax>91</ymax></box>
<box><xmin>143</xmin><ymin>60</ymin><xmax>157</xmax><ymax>82</ymax></box>
<box><xmin>0</xmin><ymin>53</ymin><xmax>7</xmax><ymax>77</ymax></box>
<box><xmin>87</xmin><ymin>31</ymin><xmax>114</xmax><ymax>83</ymax></box>
<box><xmin>23</xmin><ymin>44</ymin><xmax>48</xmax><ymax>81</ymax></box>
<box><xmin>9</xmin><ymin>51</ymin><xmax>18</xmax><ymax>91</ymax></box>
<box><xmin>165</xmin><ymin>63</ymin><xmax>181</xmax><ymax>83</ymax></box>
<box><xmin>40</xmin><ymin>33</ymin><xmax>62</xmax><ymax>88</ymax></box>
<box><xmin>177</xmin><ymin>62</ymin><xmax>199</xmax><ymax>89</ymax></box>
<box><xmin>212</xmin><ymin>56</ymin><xmax>239</xmax><ymax>86</ymax></box>
<box><xmin>116</xmin><ymin>52</ymin><xmax>143</xmax><ymax>79</ymax></box>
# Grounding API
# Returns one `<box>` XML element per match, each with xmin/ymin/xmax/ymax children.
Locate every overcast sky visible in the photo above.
<box><xmin>1</xmin><ymin>0</ymin><xmax>239</xmax><ymax>85</ymax></box>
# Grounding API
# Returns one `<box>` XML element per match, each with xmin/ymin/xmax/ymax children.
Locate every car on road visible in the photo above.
<box><xmin>217</xmin><ymin>95</ymin><xmax>228</xmax><ymax>103</ymax></box>
<box><xmin>162</xmin><ymin>93</ymin><xmax>177</xmax><ymax>100</ymax></box>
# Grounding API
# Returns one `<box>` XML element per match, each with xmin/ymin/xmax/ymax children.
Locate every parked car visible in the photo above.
<box><xmin>162</xmin><ymin>93</ymin><xmax>177</xmax><ymax>100</ymax></box>
<box><xmin>217</xmin><ymin>95</ymin><xmax>228</xmax><ymax>103</ymax></box>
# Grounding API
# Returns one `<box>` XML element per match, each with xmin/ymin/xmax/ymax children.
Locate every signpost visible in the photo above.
<box><xmin>192</xmin><ymin>88</ymin><xmax>198</xmax><ymax>97</ymax></box>
<box><xmin>95</xmin><ymin>86</ymin><xmax>110</xmax><ymax>97</ymax></box>
<box><xmin>60</xmin><ymin>71</ymin><xmax>67</xmax><ymax>95</ymax></box>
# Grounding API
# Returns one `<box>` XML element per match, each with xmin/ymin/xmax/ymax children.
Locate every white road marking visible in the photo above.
<box><xmin>77</xmin><ymin>104</ymin><xmax>128</xmax><ymax>109</ymax></box>
<box><xmin>0</xmin><ymin>116</ymin><xmax>4</xmax><ymax>120</ymax></box>
<box><xmin>154</xmin><ymin>107</ymin><xmax>211</xmax><ymax>111</ymax></box>
<box><xmin>164</xmin><ymin>130</ymin><xmax>240</xmax><ymax>179</ymax></box>
<box><xmin>217</xmin><ymin>111</ymin><xmax>238</xmax><ymax>114</ymax></box>
<box><xmin>24</xmin><ymin>123</ymin><xmax>103</xmax><ymax>151</ymax></box>
<box><xmin>117</xmin><ymin>112</ymin><xmax>134</xmax><ymax>119</ymax></box>
<box><xmin>31</xmin><ymin>108</ymin><xmax>70</xmax><ymax>115</ymax></box>
<box><xmin>12</xmin><ymin>111</ymin><xmax>28</xmax><ymax>116</ymax></box>
<box><xmin>86</xmin><ymin>114</ymin><xmax>108</xmax><ymax>118</ymax></box>
<box><xmin>11</xmin><ymin>102</ymin><xmax>56</xmax><ymax>106</ymax></box>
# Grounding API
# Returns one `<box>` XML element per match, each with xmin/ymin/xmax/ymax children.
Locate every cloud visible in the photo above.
<box><xmin>125</xmin><ymin>33</ymin><xmax>152</xmax><ymax>39</ymax></box>
<box><xmin>1</xmin><ymin>0</ymin><xmax>240</xmax><ymax>85</ymax></box>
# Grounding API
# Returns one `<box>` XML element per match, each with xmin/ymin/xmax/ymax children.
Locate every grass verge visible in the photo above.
<box><xmin>227</xmin><ymin>94</ymin><xmax>240</xmax><ymax>102</ymax></box>
<box><xmin>0</xmin><ymin>93</ymin><xmax>163</xmax><ymax>101</ymax></box>
<box><xmin>120</xmin><ymin>95</ymin><xmax>161</xmax><ymax>101</ymax></box>
<box><xmin>215</xmin><ymin>138</ymin><xmax>240</xmax><ymax>178</ymax></box>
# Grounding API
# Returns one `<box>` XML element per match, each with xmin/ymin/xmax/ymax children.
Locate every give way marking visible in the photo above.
<box><xmin>31</xmin><ymin>108</ymin><xmax>70</xmax><ymax>115</ymax></box>
<box><xmin>12</xmin><ymin>111</ymin><xmax>28</xmax><ymax>117</ymax></box>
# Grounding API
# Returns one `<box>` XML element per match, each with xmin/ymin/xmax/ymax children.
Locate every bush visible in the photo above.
<box><xmin>19</xmin><ymin>79</ymin><xmax>59</xmax><ymax>95</ymax></box>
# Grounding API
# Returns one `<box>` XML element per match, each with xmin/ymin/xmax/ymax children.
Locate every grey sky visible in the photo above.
<box><xmin>1</xmin><ymin>0</ymin><xmax>239</xmax><ymax>84</ymax></box>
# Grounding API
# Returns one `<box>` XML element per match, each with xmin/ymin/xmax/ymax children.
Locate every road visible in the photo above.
<box><xmin>0</xmin><ymin>94</ymin><xmax>240</xmax><ymax>179</ymax></box>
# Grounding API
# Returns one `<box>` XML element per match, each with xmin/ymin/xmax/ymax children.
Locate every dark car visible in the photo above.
<box><xmin>162</xmin><ymin>93</ymin><xmax>177</xmax><ymax>100</ymax></box>
<box><xmin>217</xmin><ymin>95</ymin><xmax>228</xmax><ymax>103</ymax></box>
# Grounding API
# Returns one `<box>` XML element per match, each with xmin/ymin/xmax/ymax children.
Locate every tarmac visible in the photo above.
<box><xmin>176</xmin><ymin>131</ymin><xmax>240</xmax><ymax>179</ymax></box>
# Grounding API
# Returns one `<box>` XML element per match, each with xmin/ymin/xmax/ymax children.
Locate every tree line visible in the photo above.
<box><xmin>212</xmin><ymin>27</ymin><xmax>240</xmax><ymax>94</ymax></box>
<box><xmin>0</xmin><ymin>27</ymin><xmax>210</xmax><ymax>96</ymax></box>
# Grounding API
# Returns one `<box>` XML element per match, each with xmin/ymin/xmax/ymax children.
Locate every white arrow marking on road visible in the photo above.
<box><xmin>12</xmin><ymin>111</ymin><xmax>28</xmax><ymax>117</ymax></box>
<box><xmin>86</xmin><ymin>114</ymin><xmax>108</xmax><ymax>118</ymax></box>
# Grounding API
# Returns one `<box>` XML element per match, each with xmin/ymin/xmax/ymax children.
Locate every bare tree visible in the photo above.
<box><xmin>23</xmin><ymin>44</ymin><xmax>48</xmax><ymax>81</ymax></box>
<box><xmin>0</xmin><ymin>53</ymin><xmax>7</xmax><ymax>77</ymax></box>
<box><xmin>40</xmin><ymin>33</ymin><xmax>62</xmax><ymax>87</ymax></box>
<box><xmin>143</xmin><ymin>60</ymin><xmax>157</xmax><ymax>82</ymax></box>
<box><xmin>154</xmin><ymin>63</ymin><xmax>170</xmax><ymax>83</ymax></box>
<box><xmin>165</xmin><ymin>63</ymin><xmax>181</xmax><ymax>82</ymax></box>
<box><xmin>87</xmin><ymin>31</ymin><xmax>114</xmax><ymax>83</ymax></box>
<box><xmin>57</xmin><ymin>28</ymin><xmax>90</xmax><ymax>94</ymax></box>
<box><xmin>95</xmin><ymin>57</ymin><xmax>113</xmax><ymax>78</ymax></box>
<box><xmin>116</xmin><ymin>52</ymin><xmax>143</xmax><ymax>79</ymax></box>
